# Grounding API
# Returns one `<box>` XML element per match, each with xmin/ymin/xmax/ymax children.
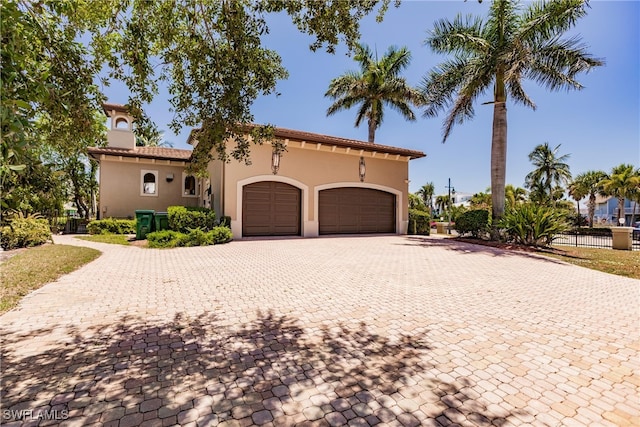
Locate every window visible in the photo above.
<box><xmin>141</xmin><ymin>170</ymin><xmax>158</xmax><ymax>197</ymax></box>
<box><xmin>184</xmin><ymin>176</ymin><xmax>196</xmax><ymax>195</ymax></box>
<box><xmin>115</xmin><ymin>117</ymin><xmax>129</xmax><ymax>129</ymax></box>
<box><xmin>182</xmin><ymin>173</ymin><xmax>198</xmax><ymax>198</ymax></box>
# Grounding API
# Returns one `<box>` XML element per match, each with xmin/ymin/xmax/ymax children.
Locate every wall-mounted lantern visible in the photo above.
<box><xmin>166</xmin><ymin>173</ymin><xmax>174</xmax><ymax>182</ymax></box>
<box><xmin>271</xmin><ymin>149</ymin><xmax>281</xmax><ymax>175</ymax></box>
<box><xmin>359</xmin><ymin>156</ymin><xmax>366</xmax><ymax>182</ymax></box>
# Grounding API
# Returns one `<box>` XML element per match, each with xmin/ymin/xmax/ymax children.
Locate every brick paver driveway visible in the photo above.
<box><xmin>1</xmin><ymin>235</ymin><xmax>638</xmax><ymax>426</ymax></box>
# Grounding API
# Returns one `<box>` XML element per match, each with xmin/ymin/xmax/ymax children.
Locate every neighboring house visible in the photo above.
<box><xmin>89</xmin><ymin>103</ymin><xmax>426</xmax><ymax>238</ymax></box>
<box><xmin>451</xmin><ymin>192</ymin><xmax>473</xmax><ymax>208</ymax></box>
<box><xmin>593</xmin><ymin>195</ymin><xmax>639</xmax><ymax>225</ymax></box>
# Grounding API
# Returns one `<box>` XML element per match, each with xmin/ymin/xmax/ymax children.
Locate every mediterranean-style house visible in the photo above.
<box><xmin>88</xmin><ymin>103</ymin><xmax>426</xmax><ymax>238</ymax></box>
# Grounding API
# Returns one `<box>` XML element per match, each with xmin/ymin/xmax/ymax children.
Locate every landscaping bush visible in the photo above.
<box><xmin>146</xmin><ymin>230</ymin><xmax>184</xmax><ymax>248</ymax></box>
<box><xmin>455</xmin><ymin>209</ymin><xmax>489</xmax><ymax>238</ymax></box>
<box><xmin>168</xmin><ymin>206</ymin><xmax>216</xmax><ymax>232</ymax></box>
<box><xmin>87</xmin><ymin>218</ymin><xmax>136</xmax><ymax>235</ymax></box>
<box><xmin>208</xmin><ymin>226</ymin><xmax>233</xmax><ymax>244</ymax></box>
<box><xmin>0</xmin><ymin>218</ymin><xmax>52</xmax><ymax>250</ymax></box>
<box><xmin>498</xmin><ymin>203</ymin><xmax>569</xmax><ymax>247</ymax></box>
<box><xmin>218</xmin><ymin>216</ymin><xmax>232</xmax><ymax>229</ymax></box>
<box><xmin>408</xmin><ymin>209</ymin><xmax>431</xmax><ymax>235</ymax></box>
<box><xmin>146</xmin><ymin>226</ymin><xmax>232</xmax><ymax>248</ymax></box>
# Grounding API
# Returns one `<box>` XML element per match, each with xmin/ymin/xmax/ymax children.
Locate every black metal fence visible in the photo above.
<box><xmin>554</xmin><ymin>228</ymin><xmax>640</xmax><ymax>251</ymax></box>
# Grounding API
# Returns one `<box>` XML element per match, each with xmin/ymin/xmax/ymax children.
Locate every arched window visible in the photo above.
<box><xmin>142</xmin><ymin>171</ymin><xmax>157</xmax><ymax>195</ymax></box>
<box><xmin>184</xmin><ymin>175</ymin><xmax>196</xmax><ymax>195</ymax></box>
<box><xmin>115</xmin><ymin>117</ymin><xmax>129</xmax><ymax>129</ymax></box>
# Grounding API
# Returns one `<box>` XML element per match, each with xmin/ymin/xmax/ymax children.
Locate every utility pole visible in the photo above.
<box><xmin>446</xmin><ymin>178</ymin><xmax>455</xmax><ymax>234</ymax></box>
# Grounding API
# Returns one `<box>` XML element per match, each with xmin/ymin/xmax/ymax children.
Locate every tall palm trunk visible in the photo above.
<box><xmin>367</xmin><ymin>118</ymin><xmax>376</xmax><ymax>143</ymax></box>
<box><xmin>617</xmin><ymin>197</ymin><xmax>624</xmax><ymax>225</ymax></box>
<box><xmin>490</xmin><ymin>72</ymin><xmax>508</xmax><ymax>221</ymax></box>
<box><xmin>588</xmin><ymin>194</ymin><xmax>596</xmax><ymax>228</ymax></box>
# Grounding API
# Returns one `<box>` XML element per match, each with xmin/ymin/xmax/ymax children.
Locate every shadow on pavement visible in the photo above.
<box><xmin>1</xmin><ymin>310</ymin><xmax>528</xmax><ymax>426</ymax></box>
<box><xmin>402</xmin><ymin>236</ymin><xmax>566</xmax><ymax>264</ymax></box>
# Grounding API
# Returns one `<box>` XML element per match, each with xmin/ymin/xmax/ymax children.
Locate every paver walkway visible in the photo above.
<box><xmin>1</xmin><ymin>235</ymin><xmax>638</xmax><ymax>427</ymax></box>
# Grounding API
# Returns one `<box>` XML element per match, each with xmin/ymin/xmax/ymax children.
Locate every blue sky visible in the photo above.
<box><xmin>106</xmin><ymin>1</ymin><xmax>640</xmax><ymax>196</ymax></box>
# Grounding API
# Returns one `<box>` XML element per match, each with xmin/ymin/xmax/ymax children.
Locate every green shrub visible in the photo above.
<box><xmin>147</xmin><ymin>230</ymin><xmax>183</xmax><ymax>248</ymax></box>
<box><xmin>455</xmin><ymin>209</ymin><xmax>489</xmax><ymax>238</ymax></box>
<box><xmin>218</xmin><ymin>216</ymin><xmax>232</xmax><ymax>229</ymax></box>
<box><xmin>168</xmin><ymin>206</ymin><xmax>216</xmax><ymax>232</ymax></box>
<box><xmin>208</xmin><ymin>226</ymin><xmax>233</xmax><ymax>244</ymax></box>
<box><xmin>498</xmin><ymin>203</ymin><xmax>570</xmax><ymax>247</ymax></box>
<box><xmin>87</xmin><ymin>218</ymin><xmax>136</xmax><ymax>235</ymax></box>
<box><xmin>146</xmin><ymin>226</ymin><xmax>232</xmax><ymax>248</ymax></box>
<box><xmin>0</xmin><ymin>218</ymin><xmax>52</xmax><ymax>250</ymax></box>
<box><xmin>408</xmin><ymin>209</ymin><xmax>431</xmax><ymax>235</ymax></box>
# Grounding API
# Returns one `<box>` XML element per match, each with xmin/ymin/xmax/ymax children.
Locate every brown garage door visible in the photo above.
<box><xmin>242</xmin><ymin>181</ymin><xmax>301</xmax><ymax>236</ymax></box>
<box><xmin>319</xmin><ymin>187</ymin><xmax>395</xmax><ymax>235</ymax></box>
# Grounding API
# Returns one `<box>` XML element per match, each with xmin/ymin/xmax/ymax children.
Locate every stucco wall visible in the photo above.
<box><xmin>207</xmin><ymin>159</ymin><xmax>225</xmax><ymax>217</ymax></box>
<box><xmin>223</xmin><ymin>142</ymin><xmax>410</xmax><ymax>237</ymax></box>
<box><xmin>98</xmin><ymin>158</ymin><xmax>198</xmax><ymax>219</ymax></box>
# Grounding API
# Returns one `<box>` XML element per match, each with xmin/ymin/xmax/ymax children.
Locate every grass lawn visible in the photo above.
<box><xmin>0</xmin><ymin>244</ymin><xmax>101</xmax><ymax>313</ymax></box>
<box><xmin>546</xmin><ymin>246</ymin><xmax>640</xmax><ymax>279</ymax></box>
<box><xmin>76</xmin><ymin>234</ymin><xmax>131</xmax><ymax>245</ymax></box>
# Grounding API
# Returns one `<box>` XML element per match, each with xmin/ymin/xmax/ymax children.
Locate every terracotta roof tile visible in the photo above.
<box><xmin>188</xmin><ymin>124</ymin><xmax>426</xmax><ymax>159</ymax></box>
<box><xmin>88</xmin><ymin>146</ymin><xmax>192</xmax><ymax>161</ymax></box>
<box><xmin>102</xmin><ymin>103</ymin><xmax>129</xmax><ymax>116</ymax></box>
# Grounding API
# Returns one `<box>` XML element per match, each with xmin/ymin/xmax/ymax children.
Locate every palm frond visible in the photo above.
<box><xmin>354</xmin><ymin>100</ymin><xmax>371</xmax><ymax>128</ymax></box>
<box><xmin>518</xmin><ymin>0</ymin><xmax>588</xmax><ymax>44</ymax></box>
<box><xmin>427</xmin><ymin>14</ymin><xmax>488</xmax><ymax>55</ymax></box>
<box><xmin>527</xmin><ymin>35</ymin><xmax>603</xmax><ymax>91</ymax></box>
<box><xmin>420</xmin><ymin>57</ymin><xmax>470</xmax><ymax>118</ymax></box>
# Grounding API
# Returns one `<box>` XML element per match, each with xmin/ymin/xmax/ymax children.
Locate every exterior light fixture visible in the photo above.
<box><xmin>271</xmin><ymin>149</ymin><xmax>281</xmax><ymax>175</ymax></box>
<box><xmin>359</xmin><ymin>156</ymin><xmax>366</xmax><ymax>182</ymax></box>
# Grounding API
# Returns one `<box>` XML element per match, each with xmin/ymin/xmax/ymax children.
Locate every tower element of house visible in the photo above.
<box><xmin>103</xmin><ymin>103</ymin><xmax>136</xmax><ymax>150</ymax></box>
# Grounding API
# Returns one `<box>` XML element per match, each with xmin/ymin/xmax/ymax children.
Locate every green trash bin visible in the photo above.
<box><xmin>155</xmin><ymin>212</ymin><xmax>169</xmax><ymax>232</ymax></box>
<box><xmin>135</xmin><ymin>210</ymin><xmax>155</xmax><ymax>239</ymax></box>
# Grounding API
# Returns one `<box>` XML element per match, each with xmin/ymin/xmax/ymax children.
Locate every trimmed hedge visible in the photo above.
<box><xmin>408</xmin><ymin>209</ymin><xmax>431</xmax><ymax>235</ymax></box>
<box><xmin>168</xmin><ymin>206</ymin><xmax>216</xmax><ymax>233</ymax></box>
<box><xmin>87</xmin><ymin>218</ymin><xmax>136</xmax><ymax>235</ymax></box>
<box><xmin>455</xmin><ymin>209</ymin><xmax>489</xmax><ymax>237</ymax></box>
<box><xmin>147</xmin><ymin>226</ymin><xmax>232</xmax><ymax>248</ymax></box>
<box><xmin>0</xmin><ymin>218</ymin><xmax>52</xmax><ymax>250</ymax></box>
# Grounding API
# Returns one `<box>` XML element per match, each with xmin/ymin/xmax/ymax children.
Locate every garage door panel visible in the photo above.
<box><xmin>319</xmin><ymin>188</ymin><xmax>395</xmax><ymax>235</ymax></box>
<box><xmin>243</xmin><ymin>182</ymin><xmax>301</xmax><ymax>236</ymax></box>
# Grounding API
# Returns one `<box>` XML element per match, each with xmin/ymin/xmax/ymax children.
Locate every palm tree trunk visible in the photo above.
<box><xmin>617</xmin><ymin>197</ymin><xmax>624</xmax><ymax>225</ymax></box>
<box><xmin>588</xmin><ymin>194</ymin><xmax>596</xmax><ymax>228</ymax></box>
<box><xmin>367</xmin><ymin>119</ymin><xmax>375</xmax><ymax>143</ymax></box>
<box><xmin>490</xmin><ymin>101</ymin><xmax>507</xmax><ymax>222</ymax></box>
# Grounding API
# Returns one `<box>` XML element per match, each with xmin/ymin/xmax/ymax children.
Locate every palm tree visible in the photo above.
<box><xmin>326</xmin><ymin>44</ymin><xmax>423</xmax><ymax>143</ymax></box>
<box><xmin>416</xmin><ymin>182</ymin><xmax>435</xmax><ymax>214</ymax></box>
<box><xmin>435</xmin><ymin>194</ymin><xmax>451</xmax><ymax>216</ymax></box>
<box><xmin>524</xmin><ymin>143</ymin><xmax>572</xmax><ymax>206</ymax></box>
<box><xmin>600</xmin><ymin>164</ymin><xmax>640</xmax><ymax>225</ymax></box>
<box><xmin>470</xmin><ymin>191</ymin><xmax>491</xmax><ymax>209</ymax></box>
<box><xmin>569</xmin><ymin>170</ymin><xmax>607</xmax><ymax>227</ymax></box>
<box><xmin>136</xmin><ymin>130</ymin><xmax>174</xmax><ymax>148</ymax></box>
<box><xmin>420</xmin><ymin>0</ymin><xmax>603</xmax><ymax>223</ymax></box>
<box><xmin>505</xmin><ymin>184</ymin><xmax>526</xmax><ymax>209</ymax></box>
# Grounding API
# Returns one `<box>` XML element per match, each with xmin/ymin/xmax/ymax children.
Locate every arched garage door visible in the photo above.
<box><xmin>319</xmin><ymin>188</ymin><xmax>396</xmax><ymax>235</ymax></box>
<box><xmin>242</xmin><ymin>181</ymin><xmax>301</xmax><ymax>236</ymax></box>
